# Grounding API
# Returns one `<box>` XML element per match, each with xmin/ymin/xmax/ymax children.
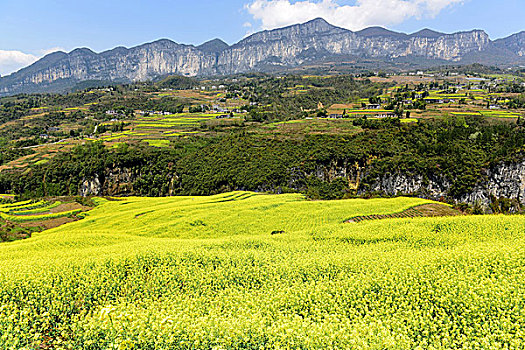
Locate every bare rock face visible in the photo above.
<box><xmin>80</xmin><ymin>176</ymin><xmax>101</xmax><ymax>197</ymax></box>
<box><xmin>460</xmin><ymin>160</ymin><xmax>525</xmax><ymax>206</ymax></box>
<box><xmin>494</xmin><ymin>31</ymin><xmax>525</xmax><ymax>57</ymax></box>
<box><xmin>360</xmin><ymin>160</ymin><xmax>525</xmax><ymax>211</ymax></box>
<box><xmin>361</xmin><ymin>173</ymin><xmax>451</xmax><ymax>199</ymax></box>
<box><xmin>0</xmin><ymin>18</ymin><xmax>522</xmax><ymax>96</ymax></box>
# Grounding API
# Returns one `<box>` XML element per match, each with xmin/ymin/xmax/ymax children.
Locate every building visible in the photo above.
<box><xmin>424</xmin><ymin>98</ymin><xmax>456</xmax><ymax>104</ymax></box>
<box><xmin>375</xmin><ymin>112</ymin><xmax>397</xmax><ymax>118</ymax></box>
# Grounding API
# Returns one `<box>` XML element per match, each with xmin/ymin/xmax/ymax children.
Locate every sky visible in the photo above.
<box><xmin>0</xmin><ymin>0</ymin><xmax>524</xmax><ymax>76</ymax></box>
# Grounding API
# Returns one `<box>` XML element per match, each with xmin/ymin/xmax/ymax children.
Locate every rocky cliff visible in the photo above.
<box><xmin>359</xmin><ymin>160</ymin><xmax>525</xmax><ymax>212</ymax></box>
<box><xmin>2</xmin><ymin>18</ymin><xmax>522</xmax><ymax>96</ymax></box>
<box><xmin>77</xmin><ymin>157</ymin><xmax>525</xmax><ymax>213</ymax></box>
<box><xmin>494</xmin><ymin>31</ymin><xmax>525</xmax><ymax>57</ymax></box>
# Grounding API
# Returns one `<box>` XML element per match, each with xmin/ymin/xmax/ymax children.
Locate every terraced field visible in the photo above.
<box><xmin>133</xmin><ymin>113</ymin><xmax>236</xmax><ymax>130</ymax></box>
<box><xmin>0</xmin><ymin>198</ymin><xmax>91</xmax><ymax>242</ymax></box>
<box><xmin>346</xmin><ymin>203</ymin><xmax>462</xmax><ymax>222</ymax></box>
<box><xmin>85</xmin><ymin>112</ymin><xmax>244</xmax><ymax>146</ymax></box>
<box><xmin>451</xmin><ymin>110</ymin><xmax>522</xmax><ymax>118</ymax></box>
<box><xmin>1</xmin><ymin>192</ymin><xmax>524</xmax><ymax>348</ymax></box>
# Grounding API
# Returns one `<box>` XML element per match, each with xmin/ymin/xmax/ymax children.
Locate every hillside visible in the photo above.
<box><xmin>1</xmin><ymin>18</ymin><xmax>525</xmax><ymax>95</ymax></box>
<box><xmin>0</xmin><ymin>192</ymin><xmax>524</xmax><ymax>348</ymax></box>
<box><xmin>1</xmin><ymin>73</ymin><xmax>524</xmax><ymax>212</ymax></box>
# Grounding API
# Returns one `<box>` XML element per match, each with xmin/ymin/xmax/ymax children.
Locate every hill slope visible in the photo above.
<box><xmin>0</xmin><ymin>192</ymin><xmax>524</xmax><ymax>348</ymax></box>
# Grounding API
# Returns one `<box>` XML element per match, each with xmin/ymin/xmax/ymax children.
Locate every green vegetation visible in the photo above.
<box><xmin>8</xmin><ymin>201</ymin><xmax>62</xmax><ymax>215</ymax></box>
<box><xmin>0</xmin><ymin>198</ymin><xmax>91</xmax><ymax>242</ymax></box>
<box><xmin>144</xmin><ymin>139</ymin><xmax>170</xmax><ymax>147</ymax></box>
<box><xmin>2</xmin><ymin>115</ymin><xmax>523</xmax><ymax>205</ymax></box>
<box><xmin>1</xmin><ymin>65</ymin><xmax>525</xmax><ymax>349</ymax></box>
<box><xmin>0</xmin><ymin>192</ymin><xmax>524</xmax><ymax>348</ymax></box>
<box><xmin>0</xmin><ymin>72</ymin><xmax>523</xmax><ymax>180</ymax></box>
<box><xmin>0</xmin><ymin>208</ymin><xmax>82</xmax><ymax>222</ymax></box>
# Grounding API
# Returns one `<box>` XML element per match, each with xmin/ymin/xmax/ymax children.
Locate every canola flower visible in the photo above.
<box><xmin>0</xmin><ymin>192</ymin><xmax>524</xmax><ymax>349</ymax></box>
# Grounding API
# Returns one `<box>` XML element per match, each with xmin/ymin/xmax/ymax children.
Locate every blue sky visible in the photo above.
<box><xmin>0</xmin><ymin>0</ymin><xmax>524</xmax><ymax>75</ymax></box>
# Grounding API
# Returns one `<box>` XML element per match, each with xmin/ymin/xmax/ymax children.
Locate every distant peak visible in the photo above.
<box><xmin>305</xmin><ymin>18</ymin><xmax>329</xmax><ymax>25</ymax></box>
<box><xmin>356</xmin><ymin>27</ymin><xmax>406</xmax><ymax>38</ymax></box>
<box><xmin>239</xmin><ymin>17</ymin><xmax>344</xmax><ymax>45</ymax></box>
<box><xmin>271</xmin><ymin>17</ymin><xmax>338</xmax><ymax>32</ymax></box>
<box><xmin>151</xmin><ymin>38</ymin><xmax>176</xmax><ymax>45</ymax></box>
<box><xmin>198</xmin><ymin>38</ymin><xmax>229</xmax><ymax>53</ymax></box>
<box><xmin>411</xmin><ymin>28</ymin><xmax>445</xmax><ymax>38</ymax></box>
<box><xmin>298</xmin><ymin>17</ymin><xmax>337</xmax><ymax>31</ymax></box>
<box><xmin>42</xmin><ymin>50</ymin><xmax>67</xmax><ymax>58</ymax></box>
<box><xmin>102</xmin><ymin>46</ymin><xmax>129</xmax><ymax>56</ymax></box>
<box><xmin>134</xmin><ymin>38</ymin><xmax>180</xmax><ymax>50</ymax></box>
<box><xmin>69</xmin><ymin>48</ymin><xmax>96</xmax><ymax>55</ymax></box>
<box><xmin>204</xmin><ymin>38</ymin><xmax>228</xmax><ymax>45</ymax></box>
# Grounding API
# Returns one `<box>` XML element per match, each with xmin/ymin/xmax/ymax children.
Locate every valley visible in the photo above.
<box><xmin>1</xmin><ymin>12</ymin><xmax>525</xmax><ymax>348</ymax></box>
<box><xmin>0</xmin><ymin>71</ymin><xmax>524</xmax><ymax>211</ymax></box>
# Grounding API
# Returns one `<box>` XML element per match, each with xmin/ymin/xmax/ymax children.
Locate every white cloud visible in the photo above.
<box><xmin>39</xmin><ymin>47</ymin><xmax>67</xmax><ymax>56</ymax></box>
<box><xmin>245</xmin><ymin>0</ymin><xmax>463</xmax><ymax>31</ymax></box>
<box><xmin>0</xmin><ymin>47</ymin><xmax>67</xmax><ymax>77</ymax></box>
<box><xmin>0</xmin><ymin>50</ymin><xmax>38</xmax><ymax>77</ymax></box>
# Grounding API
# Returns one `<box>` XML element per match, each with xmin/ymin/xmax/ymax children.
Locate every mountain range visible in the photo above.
<box><xmin>1</xmin><ymin>18</ymin><xmax>524</xmax><ymax>96</ymax></box>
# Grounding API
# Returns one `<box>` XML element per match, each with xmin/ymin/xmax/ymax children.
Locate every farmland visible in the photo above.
<box><xmin>0</xmin><ymin>192</ymin><xmax>524</xmax><ymax>348</ymax></box>
<box><xmin>0</xmin><ymin>198</ymin><xmax>92</xmax><ymax>242</ymax></box>
<box><xmin>0</xmin><ymin>72</ymin><xmax>524</xmax><ymax>172</ymax></box>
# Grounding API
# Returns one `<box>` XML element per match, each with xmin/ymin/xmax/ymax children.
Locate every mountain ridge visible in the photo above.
<box><xmin>1</xmin><ymin>18</ymin><xmax>524</xmax><ymax>96</ymax></box>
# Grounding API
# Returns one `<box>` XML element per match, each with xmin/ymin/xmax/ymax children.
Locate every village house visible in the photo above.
<box><xmin>374</xmin><ymin>112</ymin><xmax>397</xmax><ymax>118</ymax></box>
<box><xmin>424</xmin><ymin>98</ymin><xmax>456</xmax><ymax>104</ymax></box>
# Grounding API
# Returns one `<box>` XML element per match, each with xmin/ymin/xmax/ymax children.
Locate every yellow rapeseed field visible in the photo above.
<box><xmin>0</xmin><ymin>192</ymin><xmax>524</xmax><ymax>349</ymax></box>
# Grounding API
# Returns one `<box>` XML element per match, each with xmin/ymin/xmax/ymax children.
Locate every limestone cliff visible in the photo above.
<box><xmin>77</xmin><ymin>157</ymin><xmax>525</xmax><ymax>212</ymax></box>
<box><xmin>494</xmin><ymin>31</ymin><xmax>525</xmax><ymax>57</ymax></box>
<box><xmin>2</xmin><ymin>18</ymin><xmax>520</xmax><ymax>96</ymax></box>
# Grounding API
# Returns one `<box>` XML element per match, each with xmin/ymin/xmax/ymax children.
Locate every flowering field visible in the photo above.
<box><xmin>0</xmin><ymin>192</ymin><xmax>524</xmax><ymax>348</ymax></box>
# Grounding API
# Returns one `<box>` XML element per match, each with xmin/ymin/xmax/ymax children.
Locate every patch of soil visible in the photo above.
<box><xmin>50</xmin><ymin>202</ymin><xmax>91</xmax><ymax>213</ymax></box>
<box><xmin>21</xmin><ymin>217</ymin><xmax>79</xmax><ymax>230</ymax></box>
<box><xmin>346</xmin><ymin>203</ymin><xmax>462</xmax><ymax>223</ymax></box>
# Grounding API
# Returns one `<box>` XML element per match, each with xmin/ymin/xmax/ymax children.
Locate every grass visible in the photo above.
<box><xmin>0</xmin><ymin>192</ymin><xmax>524</xmax><ymax>348</ymax></box>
